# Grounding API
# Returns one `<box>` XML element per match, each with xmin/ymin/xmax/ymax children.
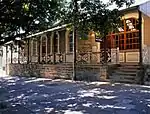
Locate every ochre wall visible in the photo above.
<box><xmin>143</xmin><ymin>14</ymin><xmax>150</xmax><ymax>45</ymax></box>
<box><xmin>77</xmin><ymin>31</ymin><xmax>100</xmax><ymax>53</ymax></box>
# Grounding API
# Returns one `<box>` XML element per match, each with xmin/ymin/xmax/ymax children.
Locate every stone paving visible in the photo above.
<box><xmin>0</xmin><ymin>76</ymin><xmax>150</xmax><ymax>114</ymax></box>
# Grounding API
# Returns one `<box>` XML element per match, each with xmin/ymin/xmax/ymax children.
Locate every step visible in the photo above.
<box><xmin>110</xmin><ymin>74</ymin><xmax>135</xmax><ymax>80</ymax></box>
<box><xmin>109</xmin><ymin>64</ymin><xmax>140</xmax><ymax>84</ymax></box>
<box><xmin>118</xmin><ymin>66</ymin><xmax>141</xmax><ymax>70</ymax></box>
<box><xmin>110</xmin><ymin>79</ymin><xmax>135</xmax><ymax>84</ymax></box>
<box><xmin>117</xmin><ymin>68</ymin><xmax>140</xmax><ymax>72</ymax></box>
<box><xmin>113</xmin><ymin>71</ymin><xmax>136</xmax><ymax>76</ymax></box>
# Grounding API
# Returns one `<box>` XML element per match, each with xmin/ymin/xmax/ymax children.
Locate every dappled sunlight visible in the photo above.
<box><xmin>67</xmin><ymin>103</ymin><xmax>77</xmax><ymax>107</ymax></box>
<box><xmin>37</xmin><ymin>84</ymin><xmax>46</xmax><ymax>87</ymax></box>
<box><xmin>63</xmin><ymin>110</ymin><xmax>84</xmax><ymax>114</ymax></box>
<box><xmin>98</xmin><ymin>105</ymin><xmax>127</xmax><ymax>109</ymax></box>
<box><xmin>41</xmin><ymin>101</ymin><xmax>51</xmax><ymax>105</ymax></box>
<box><xmin>77</xmin><ymin>88</ymin><xmax>115</xmax><ymax>98</ymax></box>
<box><xmin>97</xmin><ymin>95</ymin><xmax>117</xmax><ymax>99</ymax></box>
<box><xmin>7</xmin><ymin>83</ymin><xmax>16</xmax><ymax>86</ymax></box>
<box><xmin>78</xmin><ymin>90</ymin><xmax>95</xmax><ymax>97</ymax></box>
<box><xmin>1</xmin><ymin>76</ymin><xmax>150</xmax><ymax>113</ymax></box>
<box><xmin>44</xmin><ymin>107</ymin><xmax>54</xmax><ymax>113</ymax></box>
<box><xmin>90</xmin><ymin>82</ymin><xmax>110</xmax><ymax>86</ymax></box>
<box><xmin>82</xmin><ymin>103</ymin><xmax>93</xmax><ymax>107</ymax></box>
<box><xmin>140</xmin><ymin>90</ymin><xmax>150</xmax><ymax>93</ymax></box>
<box><xmin>55</xmin><ymin>97</ymin><xmax>76</xmax><ymax>102</ymax></box>
<box><xmin>24</xmin><ymin>78</ymin><xmax>52</xmax><ymax>83</ymax></box>
<box><xmin>16</xmin><ymin>94</ymin><xmax>25</xmax><ymax>99</ymax></box>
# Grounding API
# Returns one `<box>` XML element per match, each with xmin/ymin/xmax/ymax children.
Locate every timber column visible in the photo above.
<box><xmin>138</xmin><ymin>10</ymin><xmax>142</xmax><ymax>65</ymax></box>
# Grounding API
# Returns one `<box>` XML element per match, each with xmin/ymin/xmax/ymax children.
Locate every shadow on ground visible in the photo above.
<box><xmin>0</xmin><ymin>76</ymin><xmax>150</xmax><ymax>114</ymax></box>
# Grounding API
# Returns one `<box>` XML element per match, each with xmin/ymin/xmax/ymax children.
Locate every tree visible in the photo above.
<box><xmin>62</xmin><ymin>0</ymin><xmax>135</xmax><ymax>80</ymax></box>
<box><xmin>0</xmin><ymin>0</ymin><xmax>66</xmax><ymax>45</ymax></box>
<box><xmin>63</xmin><ymin>0</ymin><xmax>135</xmax><ymax>37</ymax></box>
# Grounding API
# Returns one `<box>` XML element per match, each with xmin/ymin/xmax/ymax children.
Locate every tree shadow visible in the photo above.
<box><xmin>0</xmin><ymin>76</ymin><xmax>150</xmax><ymax>113</ymax></box>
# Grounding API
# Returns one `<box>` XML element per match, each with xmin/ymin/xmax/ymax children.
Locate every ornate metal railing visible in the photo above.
<box><xmin>41</xmin><ymin>53</ymin><xmax>64</xmax><ymax>64</ymax></box>
<box><xmin>100</xmin><ymin>49</ymin><xmax>111</xmax><ymax>64</ymax></box>
<box><xmin>17</xmin><ymin>48</ymin><xmax>114</xmax><ymax>65</ymax></box>
<box><xmin>77</xmin><ymin>50</ymin><xmax>111</xmax><ymax>64</ymax></box>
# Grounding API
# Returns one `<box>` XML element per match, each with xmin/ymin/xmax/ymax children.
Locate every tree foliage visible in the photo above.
<box><xmin>0</xmin><ymin>0</ymin><xmax>135</xmax><ymax>45</ymax></box>
<box><xmin>63</xmin><ymin>0</ymin><xmax>135</xmax><ymax>38</ymax></box>
<box><xmin>0</xmin><ymin>0</ymin><xmax>66</xmax><ymax>45</ymax></box>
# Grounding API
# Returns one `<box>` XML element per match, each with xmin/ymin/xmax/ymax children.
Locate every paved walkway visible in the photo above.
<box><xmin>0</xmin><ymin>76</ymin><xmax>150</xmax><ymax>114</ymax></box>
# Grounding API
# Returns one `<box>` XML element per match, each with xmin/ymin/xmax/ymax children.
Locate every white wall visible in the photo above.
<box><xmin>0</xmin><ymin>46</ymin><xmax>6</xmax><ymax>76</ymax></box>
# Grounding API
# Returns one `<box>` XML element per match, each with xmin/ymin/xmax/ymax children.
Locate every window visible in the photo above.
<box><xmin>69</xmin><ymin>31</ymin><xmax>73</xmax><ymax>52</ymax></box>
<box><xmin>126</xmin><ymin>31</ymin><xmax>139</xmax><ymax>49</ymax></box>
<box><xmin>24</xmin><ymin>40</ymin><xmax>28</xmax><ymax>56</ymax></box>
<box><xmin>33</xmin><ymin>39</ymin><xmax>37</xmax><ymax>56</ymax></box>
<box><xmin>47</xmin><ymin>36</ymin><xmax>50</xmax><ymax>54</ymax></box>
<box><xmin>42</xmin><ymin>36</ymin><xmax>46</xmax><ymax>56</ymax></box>
<box><xmin>101</xmin><ymin>18</ymin><xmax>139</xmax><ymax>50</ymax></box>
<box><xmin>126</xmin><ymin>18</ymin><xmax>139</xmax><ymax>31</ymax></box>
<box><xmin>54</xmin><ymin>32</ymin><xmax>58</xmax><ymax>53</ymax></box>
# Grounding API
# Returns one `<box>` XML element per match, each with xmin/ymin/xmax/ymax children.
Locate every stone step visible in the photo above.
<box><xmin>117</xmin><ymin>67</ymin><xmax>140</xmax><ymax>71</ymax></box>
<box><xmin>118</xmin><ymin>64</ymin><xmax>140</xmax><ymax>68</ymax></box>
<box><xmin>110</xmin><ymin>74</ymin><xmax>135</xmax><ymax>80</ymax></box>
<box><xmin>113</xmin><ymin>71</ymin><xmax>136</xmax><ymax>76</ymax></box>
<box><xmin>109</xmin><ymin>64</ymin><xmax>140</xmax><ymax>84</ymax></box>
<box><xmin>117</xmin><ymin>68</ymin><xmax>140</xmax><ymax>72</ymax></box>
<box><xmin>110</xmin><ymin>79</ymin><xmax>135</xmax><ymax>84</ymax></box>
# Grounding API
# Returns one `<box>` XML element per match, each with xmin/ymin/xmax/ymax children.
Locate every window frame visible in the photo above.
<box><xmin>101</xmin><ymin>18</ymin><xmax>139</xmax><ymax>51</ymax></box>
<box><xmin>69</xmin><ymin>31</ymin><xmax>73</xmax><ymax>52</ymax></box>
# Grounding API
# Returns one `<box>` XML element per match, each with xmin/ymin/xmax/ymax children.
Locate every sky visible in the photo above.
<box><xmin>67</xmin><ymin>0</ymin><xmax>150</xmax><ymax>10</ymax></box>
<box><xmin>103</xmin><ymin>0</ymin><xmax>150</xmax><ymax>10</ymax></box>
<box><xmin>133</xmin><ymin>0</ymin><xmax>149</xmax><ymax>5</ymax></box>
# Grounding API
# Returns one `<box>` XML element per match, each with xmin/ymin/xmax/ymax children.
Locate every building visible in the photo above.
<box><xmin>1</xmin><ymin>1</ymin><xmax>150</xmax><ymax>83</ymax></box>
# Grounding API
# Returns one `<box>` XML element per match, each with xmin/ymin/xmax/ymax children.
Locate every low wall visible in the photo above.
<box><xmin>9</xmin><ymin>63</ymin><xmax>73</xmax><ymax>79</ymax></box>
<box><xmin>143</xmin><ymin>65</ymin><xmax>150</xmax><ymax>85</ymax></box>
<box><xmin>9</xmin><ymin>63</ymin><xmax>108</xmax><ymax>81</ymax></box>
<box><xmin>76</xmin><ymin>64</ymin><xmax>107</xmax><ymax>81</ymax></box>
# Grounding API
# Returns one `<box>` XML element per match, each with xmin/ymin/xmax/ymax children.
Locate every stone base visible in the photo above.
<box><xmin>143</xmin><ymin>64</ymin><xmax>150</xmax><ymax>85</ymax></box>
<box><xmin>9</xmin><ymin>63</ymin><xmax>108</xmax><ymax>81</ymax></box>
<box><xmin>9</xmin><ymin>63</ymin><xmax>73</xmax><ymax>79</ymax></box>
<box><xmin>76</xmin><ymin>64</ymin><xmax>108</xmax><ymax>82</ymax></box>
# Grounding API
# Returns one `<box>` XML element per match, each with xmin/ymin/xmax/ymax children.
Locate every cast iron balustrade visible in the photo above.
<box><xmin>77</xmin><ymin>51</ymin><xmax>111</xmax><ymax>64</ymax></box>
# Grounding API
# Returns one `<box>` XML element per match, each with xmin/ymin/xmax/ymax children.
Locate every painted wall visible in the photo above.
<box><xmin>0</xmin><ymin>46</ymin><xmax>6</xmax><ymax>76</ymax></box>
<box><xmin>0</xmin><ymin>45</ymin><xmax>19</xmax><ymax>76</ymax></box>
<box><xmin>142</xmin><ymin>13</ymin><xmax>150</xmax><ymax>64</ymax></box>
<box><xmin>143</xmin><ymin>14</ymin><xmax>150</xmax><ymax>45</ymax></box>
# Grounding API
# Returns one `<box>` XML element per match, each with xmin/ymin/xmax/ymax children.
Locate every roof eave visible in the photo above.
<box><xmin>120</xmin><ymin>5</ymin><xmax>139</xmax><ymax>14</ymax></box>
